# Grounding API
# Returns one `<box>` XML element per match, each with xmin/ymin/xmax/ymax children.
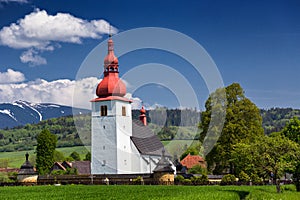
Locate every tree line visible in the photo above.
<box><xmin>196</xmin><ymin>83</ymin><xmax>300</xmax><ymax>193</ymax></box>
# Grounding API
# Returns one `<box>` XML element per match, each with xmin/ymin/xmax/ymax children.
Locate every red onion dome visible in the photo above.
<box><xmin>96</xmin><ymin>73</ymin><xmax>126</xmax><ymax>97</ymax></box>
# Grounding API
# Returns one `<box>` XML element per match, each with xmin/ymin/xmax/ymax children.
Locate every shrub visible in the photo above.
<box><xmin>250</xmin><ymin>173</ymin><xmax>263</xmax><ymax>185</ymax></box>
<box><xmin>70</xmin><ymin>151</ymin><xmax>81</xmax><ymax>161</ymax></box>
<box><xmin>0</xmin><ymin>172</ymin><xmax>14</xmax><ymax>183</ymax></box>
<box><xmin>221</xmin><ymin>174</ymin><xmax>236</xmax><ymax>185</ymax></box>
<box><xmin>181</xmin><ymin>179</ymin><xmax>192</xmax><ymax>185</ymax></box>
<box><xmin>175</xmin><ymin>175</ymin><xmax>184</xmax><ymax>183</ymax></box>
<box><xmin>191</xmin><ymin>175</ymin><xmax>209</xmax><ymax>185</ymax></box>
<box><xmin>188</xmin><ymin>165</ymin><xmax>206</xmax><ymax>175</ymax></box>
<box><xmin>238</xmin><ymin>171</ymin><xmax>250</xmax><ymax>184</ymax></box>
<box><xmin>132</xmin><ymin>176</ymin><xmax>144</xmax><ymax>185</ymax></box>
<box><xmin>51</xmin><ymin>170</ymin><xmax>66</xmax><ymax>175</ymax></box>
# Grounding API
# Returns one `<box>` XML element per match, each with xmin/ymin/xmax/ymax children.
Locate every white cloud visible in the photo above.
<box><xmin>0</xmin><ymin>77</ymin><xmax>101</xmax><ymax>109</ymax></box>
<box><xmin>125</xmin><ymin>93</ymin><xmax>142</xmax><ymax>110</ymax></box>
<box><xmin>20</xmin><ymin>49</ymin><xmax>47</xmax><ymax>66</ymax></box>
<box><xmin>0</xmin><ymin>69</ymin><xmax>25</xmax><ymax>83</ymax></box>
<box><xmin>0</xmin><ymin>8</ymin><xmax>117</xmax><ymax>65</ymax></box>
<box><xmin>0</xmin><ymin>73</ymin><xmax>145</xmax><ymax>109</ymax></box>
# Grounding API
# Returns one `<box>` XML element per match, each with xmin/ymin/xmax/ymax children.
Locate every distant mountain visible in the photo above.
<box><xmin>0</xmin><ymin>100</ymin><xmax>90</xmax><ymax>129</ymax></box>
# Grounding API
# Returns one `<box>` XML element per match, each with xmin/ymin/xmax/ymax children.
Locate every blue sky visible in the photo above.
<box><xmin>0</xmin><ymin>0</ymin><xmax>299</xmax><ymax>110</ymax></box>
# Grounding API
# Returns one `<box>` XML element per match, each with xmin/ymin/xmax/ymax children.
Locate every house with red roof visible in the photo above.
<box><xmin>180</xmin><ymin>153</ymin><xmax>206</xmax><ymax>169</ymax></box>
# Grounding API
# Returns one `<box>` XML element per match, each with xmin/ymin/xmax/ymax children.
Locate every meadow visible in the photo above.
<box><xmin>0</xmin><ymin>146</ymin><xmax>90</xmax><ymax>168</ymax></box>
<box><xmin>0</xmin><ymin>185</ymin><xmax>299</xmax><ymax>200</ymax></box>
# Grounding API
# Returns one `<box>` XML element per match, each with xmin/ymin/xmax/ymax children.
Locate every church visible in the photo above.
<box><xmin>91</xmin><ymin>35</ymin><xmax>174</xmax><ymax>174</ymax></box>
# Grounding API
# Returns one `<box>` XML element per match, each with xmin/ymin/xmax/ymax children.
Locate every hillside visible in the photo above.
<box><xmin>0</xmin><ymin>108</ymin><xmax>200</xmax><ymax>152</ymax></box>
<box><xmin>261</xmin><ymin>107</ymin><xmax>300</xmax><ymax>134</ymax></box>
<box><xmin>1</xmin><ymin>106</ymin><xmax>299</xmax><ymax>153</ymax></box>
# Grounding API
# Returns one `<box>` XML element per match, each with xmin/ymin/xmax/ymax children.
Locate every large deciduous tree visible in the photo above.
<box><xmin>232</xmin><ymin>135</ymin><xmax>300</xmax><ymax>193</ymax></box>
<box><xmin>200</xmin><ymin>83</ymin><xmax>264</xmax><ymax>174</ymax></box>
<box><xmin>36</xmin><ymin>129</ymin><xmax>57</xmax><ymax>175</ymax></box>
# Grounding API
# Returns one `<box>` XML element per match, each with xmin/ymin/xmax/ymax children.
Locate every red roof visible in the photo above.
<box><xmin>91</xmin><ymin>96</ymin><xmax>132</xmax><ymax>102</ymax></box>
<box><xmin>180</xmin><ymin>154</ymin><xmax>205</xmax><ymax>169</ymax></box>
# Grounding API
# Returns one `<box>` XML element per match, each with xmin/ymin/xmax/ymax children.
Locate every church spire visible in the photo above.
<box><xmin>96</xmin><ymin>35</ymin><xmax>126</xmax><ymax>98</ymax></box>
<box><xmin>104</xmin><ymin>35</ymin><xmax>119</xmax><ymax>71</ymax></box>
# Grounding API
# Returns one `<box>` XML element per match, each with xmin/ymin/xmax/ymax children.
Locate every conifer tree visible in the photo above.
<box><xmin>36</xmin><ymin>129</ymin><xmax>57</xmax><ymax>175</ymax></box>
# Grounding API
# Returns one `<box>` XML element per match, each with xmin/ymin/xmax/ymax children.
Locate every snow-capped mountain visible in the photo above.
<box><xmin>0</xmin><ymin>100</ymin><xmax>90</xmax><ymax>129</ymax></box>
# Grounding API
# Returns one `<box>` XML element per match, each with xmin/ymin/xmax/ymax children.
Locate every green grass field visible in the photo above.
<box><xmin>0</xmin><ymin>185</ymin><xmax>299</xmax><ymax>200</ymax></box>
<box><xmin>162</xmin><ymin>139</ymin><xmax>200</xmax><ymax>157</ymax></box>
<box><xmin>0</xmin><ymin>146</ymin><xmax>90</xmax><ymax>168</ymax></box>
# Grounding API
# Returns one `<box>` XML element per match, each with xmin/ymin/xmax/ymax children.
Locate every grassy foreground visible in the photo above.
<box><xmin>0</xmin><ymin>185</ymin><xmax>299</xmax><ymax>200</ymax></box>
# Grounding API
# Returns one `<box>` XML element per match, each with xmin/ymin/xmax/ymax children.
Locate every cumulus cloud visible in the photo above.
<box><xmin>0</xmin><ymin>76</ymin><xmax>101</xmax><ymax>109</ymax></box>
<box><xmin>0</xmin><ymin>8</ymin><xmax>117</xmax><ymax>65</ymax></box>
<box><xmin>0</xmin><ymin>69</ymin><xmax>143</xmax><ymax>109</ymax></box>
<box><xmin>20</xmin><ymin>49</ymin><xmax>47</xmax><ymax>66</ymax></box>
<box><xmin>0</xmin><ymin>69</ymin><xmax>25</xmax><ymax>83</ymax></box>
<box><xmin>125</xmin><ymin>93</ymin><xmax>143</xmax><ymax>110</ymax></box>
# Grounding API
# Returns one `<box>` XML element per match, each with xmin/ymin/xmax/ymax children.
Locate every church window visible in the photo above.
<box><xmin>102</xmin><ymin>160</ymin><xmax>106</xmax><ymax>166</ymax></box>
<box><xmin>103</xmin><ymin>145</ymin><xmax>105</xmax><ymax>150</ymax></box>
<box><xmin>101</xmin><ymin>105</ymin><xmax>107</xmax><ymax>116</ymax></box>
<box><xmin>122</xmin><ymin>106</ymin><xmax>126</xmax><ymax>116</ymax></box>
<box><xmin>124</xmin><ymin>160</ymin><xmax>127</xmax><ymax>165</ymax></box>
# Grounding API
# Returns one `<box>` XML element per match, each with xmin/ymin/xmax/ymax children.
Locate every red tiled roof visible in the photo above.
<box><xmin>180</xmin><ymin>154</ymin><xmax>205</xmax><ymax>169</ymax></box>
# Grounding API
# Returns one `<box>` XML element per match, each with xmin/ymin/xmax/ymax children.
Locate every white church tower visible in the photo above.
<box><xmin>91</xmin><ymin>35</ymin><xmax>174</xmax><ymax>175</ymax></box>
<box><xmin>91</xmin><ymin>35</ymin><xmax>133</xmax><ymax>174</ymax></box>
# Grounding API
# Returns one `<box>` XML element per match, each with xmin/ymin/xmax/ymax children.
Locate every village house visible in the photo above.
<box><xmin>180</xmin><ymin>153</ymin><xmax>206</xmax><ymax>170</ymax></box>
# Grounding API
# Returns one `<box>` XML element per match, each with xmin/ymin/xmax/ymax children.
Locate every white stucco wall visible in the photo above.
<box><xmin>91</xmin><ymin>100</ymin><xmax>134</xmax><ymax>174</ymax></box>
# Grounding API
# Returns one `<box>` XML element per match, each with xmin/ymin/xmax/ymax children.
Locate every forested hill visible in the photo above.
<box><xmin>0</xmin><ymin>108</ymin><xmax>200</xmax><ymax>152</ymax></box>
<box><xmin>0</xmin><ymin>107</ymin><xmax>299</xmax><ymax>152</ymax></box>
<box><xmin>261</xmin><ymin>107</ymin><xmax>300</xmax><ymax>134</ymax></box>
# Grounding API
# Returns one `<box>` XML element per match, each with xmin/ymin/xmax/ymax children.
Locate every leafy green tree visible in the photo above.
<box><xmin>84</xmin><ymin>151</ymin><xmax>91</xmax><ymax>161</ymax></box>
<box><xmin>53</xmin><ymin>150</ymin><xmax>65</xmax><ymax>162</ymax></box>
<box><xmin>281</xmin><ymin>117</ymin><xmax>300</xmax><ymax>145</ymax></box>
<box><xmin>180</xmin><ymin>147</ymin><xmax>199</xmax><ymax>160</ymax></box>
<box><xmin>232</xmin><ymin>135</ymin><xmax>300</xmax><ymax>193</ymax></box>
<box><xmin>200</xmin><ymin>83</ymin><xmax>264</xmax><ymax>174</ymax></box>
<box><xmin>70</xmin><ymin>151</ymin><xmax>81</xmax><ymax>161</ymax></box>
<box><xmin>36</xmin><ymin>129</ymin><xmax>57</xmax><ymax>175</ymax></box>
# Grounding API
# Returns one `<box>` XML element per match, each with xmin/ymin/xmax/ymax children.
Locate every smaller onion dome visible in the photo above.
<box><xmin>140</xmin><ymin>106</ymin><xmax>146</xmax><ymax>115</ymax></box>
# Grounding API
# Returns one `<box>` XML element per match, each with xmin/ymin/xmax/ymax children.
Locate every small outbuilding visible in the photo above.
<box><xmin>153</xmin><ymin>149</ymin><xmax>175</xmax><ymax>185</ymax></box>
<box><xmin>17</xmin><ymin>152</ymin><xmax>38</xmax><ymax>183</ymax></box>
